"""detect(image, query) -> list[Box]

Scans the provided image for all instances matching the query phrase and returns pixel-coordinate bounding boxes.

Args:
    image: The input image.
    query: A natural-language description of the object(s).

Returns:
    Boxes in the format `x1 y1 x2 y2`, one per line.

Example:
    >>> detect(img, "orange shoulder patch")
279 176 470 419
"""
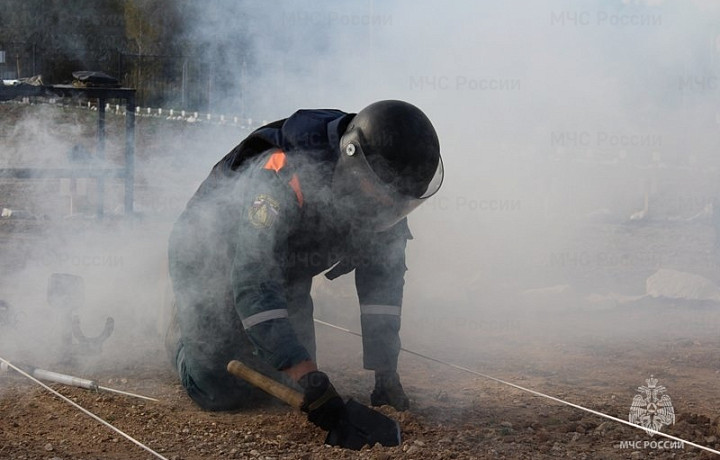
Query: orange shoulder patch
263 151 286 173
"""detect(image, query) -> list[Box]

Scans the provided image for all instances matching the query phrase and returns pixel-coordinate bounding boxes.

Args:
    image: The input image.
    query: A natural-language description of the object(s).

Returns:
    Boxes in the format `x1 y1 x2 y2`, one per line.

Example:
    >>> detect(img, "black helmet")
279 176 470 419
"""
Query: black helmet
333 100 444 231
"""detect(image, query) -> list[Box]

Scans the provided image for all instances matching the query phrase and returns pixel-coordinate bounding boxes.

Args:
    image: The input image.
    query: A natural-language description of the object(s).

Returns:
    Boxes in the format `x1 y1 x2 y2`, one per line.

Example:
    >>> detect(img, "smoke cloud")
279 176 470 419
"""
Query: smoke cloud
2 0 720 408
198 0 720 364
177 1 720 338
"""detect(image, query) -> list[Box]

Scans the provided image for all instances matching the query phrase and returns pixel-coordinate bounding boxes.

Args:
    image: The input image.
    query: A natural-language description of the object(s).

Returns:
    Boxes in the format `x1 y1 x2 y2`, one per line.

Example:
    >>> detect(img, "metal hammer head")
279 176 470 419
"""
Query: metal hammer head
324 398 402 450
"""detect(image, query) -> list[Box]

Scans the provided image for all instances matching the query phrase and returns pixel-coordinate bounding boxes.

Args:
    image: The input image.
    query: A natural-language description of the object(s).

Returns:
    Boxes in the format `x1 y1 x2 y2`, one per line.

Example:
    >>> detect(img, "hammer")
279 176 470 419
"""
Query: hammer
227 360 401 450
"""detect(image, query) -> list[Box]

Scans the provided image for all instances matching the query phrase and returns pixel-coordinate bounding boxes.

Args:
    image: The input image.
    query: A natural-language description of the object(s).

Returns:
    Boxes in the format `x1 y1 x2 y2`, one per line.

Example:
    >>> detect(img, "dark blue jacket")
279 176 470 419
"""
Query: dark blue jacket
169 109 410 373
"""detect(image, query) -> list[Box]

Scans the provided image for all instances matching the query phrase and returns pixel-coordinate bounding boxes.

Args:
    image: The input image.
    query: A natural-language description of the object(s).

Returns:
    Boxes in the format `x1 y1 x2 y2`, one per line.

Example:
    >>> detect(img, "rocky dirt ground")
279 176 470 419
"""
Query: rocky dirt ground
0 101 719 459
0 321 719 460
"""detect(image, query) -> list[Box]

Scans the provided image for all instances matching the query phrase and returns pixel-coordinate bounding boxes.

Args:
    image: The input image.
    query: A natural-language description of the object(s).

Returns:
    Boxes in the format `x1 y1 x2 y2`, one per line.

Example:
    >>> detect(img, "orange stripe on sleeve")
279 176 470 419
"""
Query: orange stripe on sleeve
288 174 304 208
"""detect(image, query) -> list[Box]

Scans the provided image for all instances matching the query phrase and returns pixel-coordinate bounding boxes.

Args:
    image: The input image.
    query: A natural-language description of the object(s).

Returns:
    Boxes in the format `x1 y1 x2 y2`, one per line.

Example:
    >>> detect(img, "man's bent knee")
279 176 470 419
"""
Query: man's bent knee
176 347 257 411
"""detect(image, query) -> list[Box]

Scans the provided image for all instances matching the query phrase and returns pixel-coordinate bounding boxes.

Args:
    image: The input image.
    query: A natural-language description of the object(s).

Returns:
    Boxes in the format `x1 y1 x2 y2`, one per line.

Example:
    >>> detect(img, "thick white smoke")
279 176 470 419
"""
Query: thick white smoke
2 0 720 402
184 0 720 357
179 1 720 338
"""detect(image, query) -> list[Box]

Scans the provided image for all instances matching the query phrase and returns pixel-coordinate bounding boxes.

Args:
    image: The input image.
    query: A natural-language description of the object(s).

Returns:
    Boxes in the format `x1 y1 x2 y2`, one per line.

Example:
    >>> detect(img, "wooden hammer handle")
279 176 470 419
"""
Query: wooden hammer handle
227 360 304 409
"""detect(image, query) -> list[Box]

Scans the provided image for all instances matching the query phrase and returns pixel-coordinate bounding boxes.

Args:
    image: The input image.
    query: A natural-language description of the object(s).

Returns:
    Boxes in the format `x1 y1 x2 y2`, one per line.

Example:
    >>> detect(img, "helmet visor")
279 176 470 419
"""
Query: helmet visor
332 141 444 231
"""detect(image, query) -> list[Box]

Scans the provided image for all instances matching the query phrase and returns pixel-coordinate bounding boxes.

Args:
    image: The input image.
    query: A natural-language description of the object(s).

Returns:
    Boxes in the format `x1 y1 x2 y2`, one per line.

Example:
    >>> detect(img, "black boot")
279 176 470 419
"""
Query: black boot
371 371 410 411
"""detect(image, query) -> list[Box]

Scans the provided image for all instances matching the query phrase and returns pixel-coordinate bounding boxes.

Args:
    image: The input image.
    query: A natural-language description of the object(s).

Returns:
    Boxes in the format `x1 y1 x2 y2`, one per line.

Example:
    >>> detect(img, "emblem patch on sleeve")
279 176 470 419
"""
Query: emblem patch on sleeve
248 194 280 228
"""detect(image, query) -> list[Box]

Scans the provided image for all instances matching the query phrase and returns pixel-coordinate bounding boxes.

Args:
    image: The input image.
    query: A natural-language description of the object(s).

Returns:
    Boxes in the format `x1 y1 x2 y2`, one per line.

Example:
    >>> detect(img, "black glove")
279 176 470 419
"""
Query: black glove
371 371 409 411
298 371 346 431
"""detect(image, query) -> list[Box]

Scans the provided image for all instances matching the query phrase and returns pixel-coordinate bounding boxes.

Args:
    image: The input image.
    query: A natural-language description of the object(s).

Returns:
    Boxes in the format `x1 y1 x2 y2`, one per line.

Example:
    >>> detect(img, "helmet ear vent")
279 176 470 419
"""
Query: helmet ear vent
345 144 356 156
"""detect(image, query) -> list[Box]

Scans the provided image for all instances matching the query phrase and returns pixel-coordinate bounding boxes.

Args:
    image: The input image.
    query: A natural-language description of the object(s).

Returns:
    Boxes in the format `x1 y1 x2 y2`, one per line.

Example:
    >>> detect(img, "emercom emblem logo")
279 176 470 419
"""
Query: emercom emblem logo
629 375 675 436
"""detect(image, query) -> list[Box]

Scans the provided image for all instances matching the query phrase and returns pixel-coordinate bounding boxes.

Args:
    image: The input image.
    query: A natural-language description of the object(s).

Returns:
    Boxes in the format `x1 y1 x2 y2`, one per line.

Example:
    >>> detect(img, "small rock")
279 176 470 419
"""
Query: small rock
406 445 420 455
630 451 643 459
706 435 717 443
536 430 550 442
413 440 425 446
560 423 577 433
595 422 609 434
44 443 53 451
500 421 513 428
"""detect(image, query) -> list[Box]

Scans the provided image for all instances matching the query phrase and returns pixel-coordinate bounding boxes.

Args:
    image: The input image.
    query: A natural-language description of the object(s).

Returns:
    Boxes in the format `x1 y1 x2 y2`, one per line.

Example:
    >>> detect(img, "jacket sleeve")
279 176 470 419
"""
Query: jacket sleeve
231 163 310 371
354 218 412 372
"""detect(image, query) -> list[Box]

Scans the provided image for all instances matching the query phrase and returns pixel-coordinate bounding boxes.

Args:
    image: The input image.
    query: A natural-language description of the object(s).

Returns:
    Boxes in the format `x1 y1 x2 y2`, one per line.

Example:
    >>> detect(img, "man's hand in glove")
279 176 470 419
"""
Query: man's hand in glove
298 370 347 431
371 371 410 411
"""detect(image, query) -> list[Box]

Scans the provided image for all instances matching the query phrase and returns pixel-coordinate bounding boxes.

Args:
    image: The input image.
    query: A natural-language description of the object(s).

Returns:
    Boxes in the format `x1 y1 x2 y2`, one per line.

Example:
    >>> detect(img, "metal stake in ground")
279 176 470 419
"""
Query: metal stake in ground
0 361 158 402
0 356 168 460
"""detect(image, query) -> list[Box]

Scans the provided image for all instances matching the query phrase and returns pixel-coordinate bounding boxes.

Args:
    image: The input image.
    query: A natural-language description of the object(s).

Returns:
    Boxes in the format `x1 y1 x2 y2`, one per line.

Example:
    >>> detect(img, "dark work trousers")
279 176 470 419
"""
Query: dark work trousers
169 277 316 411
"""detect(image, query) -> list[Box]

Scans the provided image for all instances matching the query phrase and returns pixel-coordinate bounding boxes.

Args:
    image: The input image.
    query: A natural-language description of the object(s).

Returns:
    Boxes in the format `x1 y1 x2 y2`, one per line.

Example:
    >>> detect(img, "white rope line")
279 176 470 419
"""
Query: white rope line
314 319 720 456
0 356 169 460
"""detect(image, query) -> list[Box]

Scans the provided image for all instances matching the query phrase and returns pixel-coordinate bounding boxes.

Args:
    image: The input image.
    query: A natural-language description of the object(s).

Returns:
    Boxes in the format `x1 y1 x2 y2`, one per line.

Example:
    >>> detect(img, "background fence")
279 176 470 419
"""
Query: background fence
0 41 234 112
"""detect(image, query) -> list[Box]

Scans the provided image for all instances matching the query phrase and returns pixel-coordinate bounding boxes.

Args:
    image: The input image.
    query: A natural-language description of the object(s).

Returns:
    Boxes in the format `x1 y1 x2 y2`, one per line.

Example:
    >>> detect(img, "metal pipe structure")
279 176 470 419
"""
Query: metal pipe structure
0 84 136 219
